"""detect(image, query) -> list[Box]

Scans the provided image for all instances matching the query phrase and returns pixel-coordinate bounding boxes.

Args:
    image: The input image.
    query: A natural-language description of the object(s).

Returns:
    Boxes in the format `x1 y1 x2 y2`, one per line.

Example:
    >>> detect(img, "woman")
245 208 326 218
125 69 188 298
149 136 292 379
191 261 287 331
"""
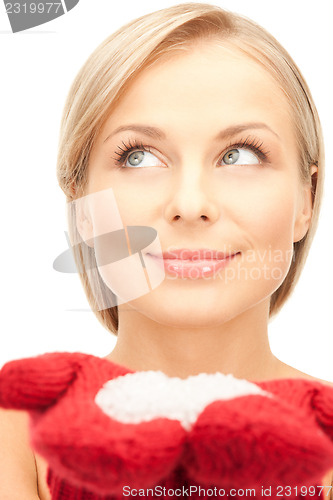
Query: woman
0 3 332 498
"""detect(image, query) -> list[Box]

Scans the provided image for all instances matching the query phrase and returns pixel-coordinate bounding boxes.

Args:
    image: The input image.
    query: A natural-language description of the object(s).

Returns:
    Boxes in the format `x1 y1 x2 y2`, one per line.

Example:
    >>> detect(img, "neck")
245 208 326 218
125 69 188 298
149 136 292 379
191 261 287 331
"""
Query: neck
106 299 281 381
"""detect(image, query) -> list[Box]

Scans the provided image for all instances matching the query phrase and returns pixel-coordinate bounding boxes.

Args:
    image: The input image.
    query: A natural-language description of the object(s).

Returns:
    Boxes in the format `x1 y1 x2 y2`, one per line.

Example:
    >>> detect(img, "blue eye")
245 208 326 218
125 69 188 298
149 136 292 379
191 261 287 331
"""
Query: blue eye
114 140 165 168
114 138 268 169
222 148 259 165
127 151 145 166
126 150 163 168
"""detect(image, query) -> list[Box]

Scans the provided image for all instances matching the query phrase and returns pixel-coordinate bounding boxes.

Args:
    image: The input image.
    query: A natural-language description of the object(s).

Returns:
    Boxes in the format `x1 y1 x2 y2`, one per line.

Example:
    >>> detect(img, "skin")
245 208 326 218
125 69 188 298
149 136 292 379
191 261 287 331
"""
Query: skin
81 41 318 381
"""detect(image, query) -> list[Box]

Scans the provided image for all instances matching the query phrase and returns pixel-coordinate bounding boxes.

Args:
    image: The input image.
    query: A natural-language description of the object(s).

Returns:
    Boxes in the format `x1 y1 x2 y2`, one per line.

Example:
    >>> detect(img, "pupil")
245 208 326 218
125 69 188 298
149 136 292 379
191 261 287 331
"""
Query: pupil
224 149 240 164
128 151 144 166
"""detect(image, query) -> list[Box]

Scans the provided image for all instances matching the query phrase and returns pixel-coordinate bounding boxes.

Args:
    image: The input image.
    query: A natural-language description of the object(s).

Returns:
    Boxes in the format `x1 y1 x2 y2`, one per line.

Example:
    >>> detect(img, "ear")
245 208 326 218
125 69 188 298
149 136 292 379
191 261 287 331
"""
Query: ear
75 197 94 248
293 165 318 243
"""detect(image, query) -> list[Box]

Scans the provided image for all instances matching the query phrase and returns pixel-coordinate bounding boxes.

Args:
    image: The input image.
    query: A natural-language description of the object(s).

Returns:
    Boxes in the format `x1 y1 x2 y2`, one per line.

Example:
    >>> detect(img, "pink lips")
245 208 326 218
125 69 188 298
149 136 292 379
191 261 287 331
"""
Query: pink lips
148 249 240 278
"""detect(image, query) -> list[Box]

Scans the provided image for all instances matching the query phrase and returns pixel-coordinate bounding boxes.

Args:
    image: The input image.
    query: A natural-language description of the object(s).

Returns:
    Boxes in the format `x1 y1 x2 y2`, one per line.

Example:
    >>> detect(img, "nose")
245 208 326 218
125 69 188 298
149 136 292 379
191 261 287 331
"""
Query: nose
164 163 220 226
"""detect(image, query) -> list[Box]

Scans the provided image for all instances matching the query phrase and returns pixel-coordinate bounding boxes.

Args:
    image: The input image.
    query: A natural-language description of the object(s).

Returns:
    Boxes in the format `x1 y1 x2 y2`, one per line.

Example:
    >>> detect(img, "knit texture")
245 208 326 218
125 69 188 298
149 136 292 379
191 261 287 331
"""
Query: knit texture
1 352 333 499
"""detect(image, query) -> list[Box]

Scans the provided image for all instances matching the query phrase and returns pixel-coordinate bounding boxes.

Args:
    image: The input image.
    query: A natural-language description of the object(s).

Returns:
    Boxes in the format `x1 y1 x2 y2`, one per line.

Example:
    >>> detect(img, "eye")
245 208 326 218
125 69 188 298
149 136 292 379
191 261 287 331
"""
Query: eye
125 150 164 168
221 148 260 166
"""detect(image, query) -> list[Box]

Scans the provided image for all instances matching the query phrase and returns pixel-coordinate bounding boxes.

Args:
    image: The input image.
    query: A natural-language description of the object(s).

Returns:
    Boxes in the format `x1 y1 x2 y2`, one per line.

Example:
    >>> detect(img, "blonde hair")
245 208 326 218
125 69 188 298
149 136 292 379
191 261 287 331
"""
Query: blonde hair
57 3 324 334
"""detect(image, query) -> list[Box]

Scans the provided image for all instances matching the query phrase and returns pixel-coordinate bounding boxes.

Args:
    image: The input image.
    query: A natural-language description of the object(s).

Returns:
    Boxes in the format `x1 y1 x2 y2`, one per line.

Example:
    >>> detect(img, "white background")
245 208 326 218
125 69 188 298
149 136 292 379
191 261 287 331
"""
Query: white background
0 0 332 379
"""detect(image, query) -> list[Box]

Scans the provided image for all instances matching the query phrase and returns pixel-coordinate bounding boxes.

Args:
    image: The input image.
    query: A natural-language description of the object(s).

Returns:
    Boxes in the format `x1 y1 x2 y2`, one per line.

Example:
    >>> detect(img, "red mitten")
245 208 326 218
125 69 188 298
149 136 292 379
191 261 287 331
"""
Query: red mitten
312 382 333 439
0 353 187 495
2 353 333 500
0 352 89 410
186 379 333 489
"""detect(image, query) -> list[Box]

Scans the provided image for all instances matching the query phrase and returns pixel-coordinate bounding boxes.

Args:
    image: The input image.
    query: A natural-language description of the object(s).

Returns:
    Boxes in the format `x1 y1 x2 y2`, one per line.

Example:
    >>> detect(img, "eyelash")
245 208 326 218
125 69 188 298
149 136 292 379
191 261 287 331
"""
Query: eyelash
112 136 270 167
222 137 270 164
113 140 153 166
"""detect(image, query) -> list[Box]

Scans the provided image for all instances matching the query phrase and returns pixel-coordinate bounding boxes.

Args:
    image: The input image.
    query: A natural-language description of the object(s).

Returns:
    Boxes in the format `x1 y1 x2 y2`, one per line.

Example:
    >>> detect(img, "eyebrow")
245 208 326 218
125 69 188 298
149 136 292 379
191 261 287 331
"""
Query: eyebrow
103 122 281 143
216 123 281 142
104 125 166 142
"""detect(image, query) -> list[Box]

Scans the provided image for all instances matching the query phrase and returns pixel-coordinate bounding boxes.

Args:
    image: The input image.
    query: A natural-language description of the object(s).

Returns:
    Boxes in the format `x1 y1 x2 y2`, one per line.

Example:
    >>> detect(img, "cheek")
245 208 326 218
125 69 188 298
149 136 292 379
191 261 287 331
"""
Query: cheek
233 175 297 250
114 190 153 222
82 186 165 306
88 170 159 226
253 196 295 248
234 181 297 292
87 188 125 236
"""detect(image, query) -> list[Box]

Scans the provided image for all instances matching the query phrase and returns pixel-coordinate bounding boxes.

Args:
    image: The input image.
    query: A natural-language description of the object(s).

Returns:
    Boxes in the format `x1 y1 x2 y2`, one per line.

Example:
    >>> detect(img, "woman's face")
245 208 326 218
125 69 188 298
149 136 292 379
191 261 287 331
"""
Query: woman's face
85 42 313 327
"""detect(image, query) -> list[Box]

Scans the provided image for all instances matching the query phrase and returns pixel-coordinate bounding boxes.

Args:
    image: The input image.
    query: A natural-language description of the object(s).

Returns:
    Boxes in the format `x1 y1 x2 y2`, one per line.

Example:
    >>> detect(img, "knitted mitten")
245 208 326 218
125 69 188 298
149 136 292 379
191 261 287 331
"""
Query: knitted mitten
1 353 333 498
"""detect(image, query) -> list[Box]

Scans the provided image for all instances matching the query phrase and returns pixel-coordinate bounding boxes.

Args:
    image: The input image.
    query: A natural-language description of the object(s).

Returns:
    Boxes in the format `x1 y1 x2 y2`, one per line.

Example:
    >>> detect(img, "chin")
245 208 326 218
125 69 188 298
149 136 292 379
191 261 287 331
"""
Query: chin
122 287 250 329
121 271 281 330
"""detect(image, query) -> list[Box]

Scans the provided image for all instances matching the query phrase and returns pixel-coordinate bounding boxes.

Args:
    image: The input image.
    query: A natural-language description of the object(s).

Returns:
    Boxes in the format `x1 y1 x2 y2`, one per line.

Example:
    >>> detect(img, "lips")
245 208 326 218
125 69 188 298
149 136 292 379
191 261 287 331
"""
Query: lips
148 249 240 278
162 249 237 260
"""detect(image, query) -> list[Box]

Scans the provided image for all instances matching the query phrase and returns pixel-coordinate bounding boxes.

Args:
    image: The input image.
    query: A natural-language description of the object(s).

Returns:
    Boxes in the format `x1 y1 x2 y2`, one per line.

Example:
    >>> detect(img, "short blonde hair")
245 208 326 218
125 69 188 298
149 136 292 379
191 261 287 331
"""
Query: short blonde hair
57 3 324 334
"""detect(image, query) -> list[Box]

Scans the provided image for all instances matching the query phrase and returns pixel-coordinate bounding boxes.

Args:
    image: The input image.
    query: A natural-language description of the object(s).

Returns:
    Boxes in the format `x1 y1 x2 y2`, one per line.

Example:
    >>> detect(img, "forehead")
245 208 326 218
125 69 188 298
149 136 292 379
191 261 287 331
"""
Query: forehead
102 42 295 149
